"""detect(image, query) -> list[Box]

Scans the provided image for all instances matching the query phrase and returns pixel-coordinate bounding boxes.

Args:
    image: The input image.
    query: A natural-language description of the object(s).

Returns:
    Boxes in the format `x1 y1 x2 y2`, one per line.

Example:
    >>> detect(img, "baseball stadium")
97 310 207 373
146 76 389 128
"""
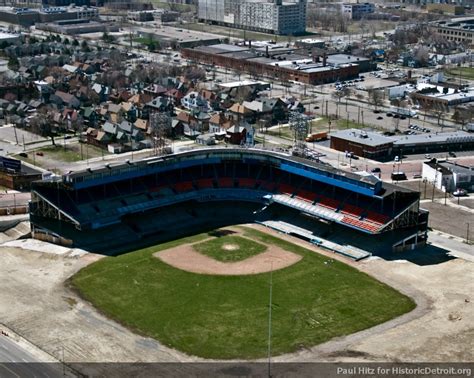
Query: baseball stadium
27 148 429 359
29 148 428 257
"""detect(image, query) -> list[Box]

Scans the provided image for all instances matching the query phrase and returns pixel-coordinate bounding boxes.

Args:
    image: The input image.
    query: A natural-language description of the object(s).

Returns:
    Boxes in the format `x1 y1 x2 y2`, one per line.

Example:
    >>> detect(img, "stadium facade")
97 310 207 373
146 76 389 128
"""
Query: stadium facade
29 149 428 255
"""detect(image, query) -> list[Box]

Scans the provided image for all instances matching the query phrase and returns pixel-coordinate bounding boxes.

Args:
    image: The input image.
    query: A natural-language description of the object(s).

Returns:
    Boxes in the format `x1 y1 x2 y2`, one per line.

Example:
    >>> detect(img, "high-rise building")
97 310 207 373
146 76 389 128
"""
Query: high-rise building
198 0 306 35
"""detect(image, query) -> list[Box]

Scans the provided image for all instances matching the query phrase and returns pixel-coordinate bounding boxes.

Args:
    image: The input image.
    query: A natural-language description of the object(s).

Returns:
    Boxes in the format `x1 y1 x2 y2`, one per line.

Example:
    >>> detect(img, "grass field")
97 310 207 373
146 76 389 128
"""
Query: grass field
445 67 474 81
71 226 415 359
16 143 108 168
265 117 367 140
193 235 267 262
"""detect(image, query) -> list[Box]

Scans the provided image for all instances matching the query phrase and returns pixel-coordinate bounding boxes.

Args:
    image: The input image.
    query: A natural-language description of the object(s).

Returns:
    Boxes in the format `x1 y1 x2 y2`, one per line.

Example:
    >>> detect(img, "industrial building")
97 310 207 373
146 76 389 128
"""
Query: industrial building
197 0 307 35
341 2 374 20
0 5 98 26
182 43 375 85
430 17 474 46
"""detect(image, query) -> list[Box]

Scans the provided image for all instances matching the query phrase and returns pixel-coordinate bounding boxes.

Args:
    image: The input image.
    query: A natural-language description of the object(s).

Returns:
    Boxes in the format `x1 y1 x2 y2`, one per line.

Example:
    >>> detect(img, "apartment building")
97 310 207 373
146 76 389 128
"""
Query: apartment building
198 0 306 35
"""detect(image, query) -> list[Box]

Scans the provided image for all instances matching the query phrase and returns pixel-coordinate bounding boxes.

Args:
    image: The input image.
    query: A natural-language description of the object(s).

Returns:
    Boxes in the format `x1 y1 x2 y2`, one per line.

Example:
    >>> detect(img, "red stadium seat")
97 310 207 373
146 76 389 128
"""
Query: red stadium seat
239 178 256 188
219 177 234 188
196 179 214 189
278 184 295 196
341 204 364 218
365 211 390 225
341 216 380 233
296 190 317 203
174 181 194 193
318 196 339 210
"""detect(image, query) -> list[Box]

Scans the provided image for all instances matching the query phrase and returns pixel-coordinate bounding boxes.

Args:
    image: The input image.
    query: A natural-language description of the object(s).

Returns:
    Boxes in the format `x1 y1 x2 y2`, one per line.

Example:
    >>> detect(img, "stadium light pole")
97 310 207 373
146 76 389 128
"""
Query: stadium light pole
267 262 273 378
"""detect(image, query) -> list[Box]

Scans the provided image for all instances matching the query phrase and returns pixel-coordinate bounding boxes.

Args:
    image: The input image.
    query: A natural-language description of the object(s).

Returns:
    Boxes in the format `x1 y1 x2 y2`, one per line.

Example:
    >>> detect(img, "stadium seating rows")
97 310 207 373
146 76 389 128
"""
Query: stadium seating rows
58 172 391 233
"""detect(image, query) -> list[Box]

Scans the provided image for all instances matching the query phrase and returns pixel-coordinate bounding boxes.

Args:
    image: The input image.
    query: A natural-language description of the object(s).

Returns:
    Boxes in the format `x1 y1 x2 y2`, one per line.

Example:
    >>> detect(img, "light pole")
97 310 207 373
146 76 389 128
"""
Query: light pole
267 262 273 378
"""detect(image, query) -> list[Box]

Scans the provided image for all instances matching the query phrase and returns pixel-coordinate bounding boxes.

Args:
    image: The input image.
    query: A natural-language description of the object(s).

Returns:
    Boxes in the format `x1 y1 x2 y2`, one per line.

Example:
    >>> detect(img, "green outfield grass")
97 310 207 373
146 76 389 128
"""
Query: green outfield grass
71 227 415 359
193 235 267 262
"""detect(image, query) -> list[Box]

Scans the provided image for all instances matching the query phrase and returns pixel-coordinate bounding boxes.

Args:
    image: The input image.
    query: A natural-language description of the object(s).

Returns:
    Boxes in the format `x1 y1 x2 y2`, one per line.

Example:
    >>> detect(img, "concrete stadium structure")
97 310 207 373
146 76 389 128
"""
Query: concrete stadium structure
29 149 429 256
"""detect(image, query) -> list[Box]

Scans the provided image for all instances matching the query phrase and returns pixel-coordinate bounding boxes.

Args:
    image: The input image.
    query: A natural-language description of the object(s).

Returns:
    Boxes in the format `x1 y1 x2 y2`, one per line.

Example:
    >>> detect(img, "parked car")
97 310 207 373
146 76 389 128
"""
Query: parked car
424 154 431 159
391 172 407 181
36 152 44 156
377 116 383 120
371 167 381 173
453 188 467 197
449 151 457 157
19 152 27 158
386 112 393 117
413 173 422 179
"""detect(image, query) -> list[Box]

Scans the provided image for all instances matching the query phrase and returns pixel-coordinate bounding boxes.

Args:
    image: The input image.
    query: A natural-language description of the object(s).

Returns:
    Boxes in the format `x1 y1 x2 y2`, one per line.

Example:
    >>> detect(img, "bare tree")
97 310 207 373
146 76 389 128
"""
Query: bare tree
368 89 384 111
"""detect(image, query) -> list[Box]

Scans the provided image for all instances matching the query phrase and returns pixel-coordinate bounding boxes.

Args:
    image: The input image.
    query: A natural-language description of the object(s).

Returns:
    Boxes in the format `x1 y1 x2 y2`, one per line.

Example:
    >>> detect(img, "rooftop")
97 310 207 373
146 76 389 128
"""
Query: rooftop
393 131 474 146
330 129 394 147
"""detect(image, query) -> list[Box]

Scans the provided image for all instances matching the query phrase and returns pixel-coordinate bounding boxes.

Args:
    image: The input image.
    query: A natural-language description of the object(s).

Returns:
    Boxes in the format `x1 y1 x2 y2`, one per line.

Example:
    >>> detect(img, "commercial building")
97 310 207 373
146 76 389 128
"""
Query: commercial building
330 129 394 160
182 43 374 85
411 83 474 111
197 0 307 35
330 129 474 161
0 5 98 26
36 19 118 35
137 25 224 48
430 17 474 46
0 30 20 44
341 2 374 20
422 160 474 193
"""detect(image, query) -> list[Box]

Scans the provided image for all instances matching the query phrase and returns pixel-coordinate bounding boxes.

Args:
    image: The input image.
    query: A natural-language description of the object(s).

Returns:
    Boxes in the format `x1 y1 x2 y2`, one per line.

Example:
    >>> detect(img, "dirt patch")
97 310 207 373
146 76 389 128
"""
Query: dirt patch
222 243 239 251
155 242 302 275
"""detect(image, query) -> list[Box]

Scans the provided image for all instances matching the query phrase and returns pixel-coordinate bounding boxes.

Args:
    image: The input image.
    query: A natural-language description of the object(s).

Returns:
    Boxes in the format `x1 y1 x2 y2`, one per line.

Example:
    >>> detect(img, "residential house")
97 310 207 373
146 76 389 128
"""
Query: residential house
209 112 234 135
175 111 199 138
181 91 211 112
226 125 247 145
144 84 168 97
227 103 252 123
50 90 81 108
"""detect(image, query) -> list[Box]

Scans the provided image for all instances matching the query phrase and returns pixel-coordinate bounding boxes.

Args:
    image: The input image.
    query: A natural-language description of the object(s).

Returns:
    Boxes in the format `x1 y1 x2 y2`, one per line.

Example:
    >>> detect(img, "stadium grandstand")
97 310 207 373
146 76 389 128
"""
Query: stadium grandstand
29 148 429 257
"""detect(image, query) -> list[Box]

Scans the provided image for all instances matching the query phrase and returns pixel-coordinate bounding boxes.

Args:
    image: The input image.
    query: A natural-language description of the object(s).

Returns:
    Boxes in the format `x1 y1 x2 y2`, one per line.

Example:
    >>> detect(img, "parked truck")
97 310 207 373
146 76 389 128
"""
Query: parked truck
390 107 418 118
305 131 328 142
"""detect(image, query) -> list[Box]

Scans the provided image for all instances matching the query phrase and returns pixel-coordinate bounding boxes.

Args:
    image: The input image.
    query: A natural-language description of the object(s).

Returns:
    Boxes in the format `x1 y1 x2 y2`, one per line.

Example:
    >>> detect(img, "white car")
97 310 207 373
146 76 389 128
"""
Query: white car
453 189 467 197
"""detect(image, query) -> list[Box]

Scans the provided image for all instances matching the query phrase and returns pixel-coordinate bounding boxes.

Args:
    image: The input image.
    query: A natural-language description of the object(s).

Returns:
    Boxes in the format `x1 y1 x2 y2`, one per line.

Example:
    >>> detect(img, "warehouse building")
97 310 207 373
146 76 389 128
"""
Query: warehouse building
182 43 374 85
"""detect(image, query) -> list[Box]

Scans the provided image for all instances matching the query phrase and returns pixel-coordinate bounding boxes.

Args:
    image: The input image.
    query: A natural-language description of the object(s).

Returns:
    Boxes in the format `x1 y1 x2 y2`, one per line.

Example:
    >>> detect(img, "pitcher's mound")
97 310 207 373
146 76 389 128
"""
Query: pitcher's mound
155 243 302 275
222 243 239 251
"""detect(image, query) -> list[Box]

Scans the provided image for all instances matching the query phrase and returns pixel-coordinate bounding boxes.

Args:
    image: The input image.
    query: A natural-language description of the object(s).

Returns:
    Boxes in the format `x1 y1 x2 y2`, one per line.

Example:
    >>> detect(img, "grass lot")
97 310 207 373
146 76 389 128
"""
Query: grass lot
265 117 366 140
445 67 474 81
193 235 267 262
71 227 415 359
16 143 107 167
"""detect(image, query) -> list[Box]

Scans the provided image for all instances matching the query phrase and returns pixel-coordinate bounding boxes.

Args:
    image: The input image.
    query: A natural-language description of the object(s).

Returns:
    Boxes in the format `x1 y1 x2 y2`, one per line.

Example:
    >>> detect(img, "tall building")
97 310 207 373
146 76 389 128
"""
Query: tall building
198 0 306 35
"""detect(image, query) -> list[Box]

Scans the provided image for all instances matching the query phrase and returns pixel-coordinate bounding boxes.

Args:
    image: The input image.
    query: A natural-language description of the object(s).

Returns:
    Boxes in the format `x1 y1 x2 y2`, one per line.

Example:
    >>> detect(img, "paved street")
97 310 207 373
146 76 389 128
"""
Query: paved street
0 335 63 377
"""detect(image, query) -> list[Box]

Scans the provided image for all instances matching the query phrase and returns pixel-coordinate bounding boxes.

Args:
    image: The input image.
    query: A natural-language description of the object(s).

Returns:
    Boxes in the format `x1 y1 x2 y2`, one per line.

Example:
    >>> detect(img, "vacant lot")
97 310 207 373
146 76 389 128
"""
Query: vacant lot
71 226 414 360
420 201 472 241
16 143 108 169
445 67 474 80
